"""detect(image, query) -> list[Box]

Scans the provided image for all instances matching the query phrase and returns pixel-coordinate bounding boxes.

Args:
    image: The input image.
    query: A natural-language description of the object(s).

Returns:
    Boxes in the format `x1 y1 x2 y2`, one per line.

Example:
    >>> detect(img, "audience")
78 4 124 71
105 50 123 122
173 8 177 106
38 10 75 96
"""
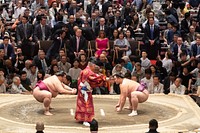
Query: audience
146 119 159 133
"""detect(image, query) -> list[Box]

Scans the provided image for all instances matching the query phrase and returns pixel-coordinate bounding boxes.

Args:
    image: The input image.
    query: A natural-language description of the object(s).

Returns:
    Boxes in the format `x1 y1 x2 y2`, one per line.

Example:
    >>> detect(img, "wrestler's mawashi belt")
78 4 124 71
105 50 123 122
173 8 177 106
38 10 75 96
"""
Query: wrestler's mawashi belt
35 80 50 92
136 82 147 92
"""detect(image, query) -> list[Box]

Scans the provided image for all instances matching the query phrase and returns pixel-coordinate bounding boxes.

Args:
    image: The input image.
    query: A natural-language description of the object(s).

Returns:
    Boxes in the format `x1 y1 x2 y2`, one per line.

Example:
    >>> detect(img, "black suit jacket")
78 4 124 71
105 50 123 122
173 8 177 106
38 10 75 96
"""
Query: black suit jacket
53 21 66 34
46 38 66 59
81 27 96 41
69 36 87 53
102 1 112 17
32 56 50 70
181 18 190 35
34 24 52 42
95 25 110 37
88 19 99 31
68 7 80 16
16 22 33 42
143 24 160 45
86 4 99 17
66 22 78 37
0 44 15 59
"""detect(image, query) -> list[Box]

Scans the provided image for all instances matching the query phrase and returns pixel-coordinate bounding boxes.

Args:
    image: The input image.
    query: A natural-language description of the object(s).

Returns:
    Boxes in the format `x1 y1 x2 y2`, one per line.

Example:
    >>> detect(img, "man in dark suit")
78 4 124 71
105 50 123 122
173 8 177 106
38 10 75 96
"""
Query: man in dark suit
81 21 96 41
88 12 99 32
86 0 99 17
32 50 50 73
102 0 112 17
0 36 15 60
172 37 189 61
34 16 52 46
68 1 80 16
66 15 78 37
163 72 176 94
68 28 87 63
52 13 66 34
143 17 160 60
114 10 123 28
95 18 110 37
46 30 66 60
16 16 34 59
181 12 191 37
191 37 200 58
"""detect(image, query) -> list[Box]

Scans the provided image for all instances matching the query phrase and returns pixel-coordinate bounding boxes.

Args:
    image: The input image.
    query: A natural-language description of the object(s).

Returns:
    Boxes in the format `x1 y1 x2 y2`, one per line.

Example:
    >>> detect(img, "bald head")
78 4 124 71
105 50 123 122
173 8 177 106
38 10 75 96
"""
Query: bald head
99 18 105 26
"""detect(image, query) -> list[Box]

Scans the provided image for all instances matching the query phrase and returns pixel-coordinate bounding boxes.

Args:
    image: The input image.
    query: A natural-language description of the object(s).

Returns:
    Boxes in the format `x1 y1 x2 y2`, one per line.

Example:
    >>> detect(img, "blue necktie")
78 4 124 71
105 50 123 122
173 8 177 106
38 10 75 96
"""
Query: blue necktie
150 26 154 40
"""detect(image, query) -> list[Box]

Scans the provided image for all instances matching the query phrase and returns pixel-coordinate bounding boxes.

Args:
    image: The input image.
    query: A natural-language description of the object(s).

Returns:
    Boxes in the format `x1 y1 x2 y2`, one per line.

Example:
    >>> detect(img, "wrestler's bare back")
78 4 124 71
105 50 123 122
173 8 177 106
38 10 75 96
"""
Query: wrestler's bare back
120 78 140 97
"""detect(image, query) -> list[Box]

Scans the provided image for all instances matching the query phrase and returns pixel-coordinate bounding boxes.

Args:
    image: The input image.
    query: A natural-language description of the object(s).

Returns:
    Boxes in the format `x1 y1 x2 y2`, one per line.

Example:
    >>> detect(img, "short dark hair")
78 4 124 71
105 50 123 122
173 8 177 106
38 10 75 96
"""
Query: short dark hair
22 16 29 20
90 119 98 131
66 75 72 83
153 75 160 80
3 36 9 40
149 119 158 129
145 68 152 75
113 72 125 78
20 71 27 75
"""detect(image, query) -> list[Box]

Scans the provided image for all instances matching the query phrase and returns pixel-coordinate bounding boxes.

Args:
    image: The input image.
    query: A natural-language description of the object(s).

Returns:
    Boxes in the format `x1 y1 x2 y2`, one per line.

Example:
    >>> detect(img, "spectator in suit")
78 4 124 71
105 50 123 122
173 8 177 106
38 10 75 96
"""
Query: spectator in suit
148 75 164 94
16 16 34 59
68 0 80 16
20 71 32 91
66 15 78 37
102 0 112 17
86 0 99 17
191 19 200 33
163 72 176 94
172 37 189 61
88 12 99 32
52 13 66 33
186 25 197 45
34 16 52 48
0 36 15 60
114 10 123 29
69 29 87 63
142 11 159 29
32 50 50 74
143 17 160 60
95 18 110 38
181 12 191 37
47 30 66 60
81 21 96 41
191 37 200 58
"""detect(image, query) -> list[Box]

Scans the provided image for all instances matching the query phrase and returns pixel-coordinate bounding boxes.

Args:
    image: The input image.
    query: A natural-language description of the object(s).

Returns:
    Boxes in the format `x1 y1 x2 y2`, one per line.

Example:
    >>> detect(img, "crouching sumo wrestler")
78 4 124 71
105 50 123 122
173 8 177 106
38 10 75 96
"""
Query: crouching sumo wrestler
33 71 77 115
114 73 149 116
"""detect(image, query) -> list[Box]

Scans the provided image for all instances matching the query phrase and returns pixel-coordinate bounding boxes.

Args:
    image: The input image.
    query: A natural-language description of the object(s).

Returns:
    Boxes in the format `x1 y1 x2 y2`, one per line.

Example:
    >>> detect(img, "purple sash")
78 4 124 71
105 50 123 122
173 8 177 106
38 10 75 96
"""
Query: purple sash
136 82 147 92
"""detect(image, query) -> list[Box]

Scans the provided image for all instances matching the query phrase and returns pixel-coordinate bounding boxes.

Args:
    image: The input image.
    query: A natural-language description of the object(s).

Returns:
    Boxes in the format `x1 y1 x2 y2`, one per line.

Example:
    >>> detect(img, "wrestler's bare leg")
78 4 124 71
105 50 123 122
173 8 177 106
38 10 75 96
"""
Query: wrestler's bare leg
128 90 149 116
33 87 53 115
124 96 132 110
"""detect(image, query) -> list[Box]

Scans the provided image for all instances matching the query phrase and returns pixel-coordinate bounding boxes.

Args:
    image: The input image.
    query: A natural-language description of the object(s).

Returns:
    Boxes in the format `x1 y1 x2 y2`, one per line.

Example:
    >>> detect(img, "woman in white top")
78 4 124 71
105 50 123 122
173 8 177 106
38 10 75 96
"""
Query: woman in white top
161 51 173 73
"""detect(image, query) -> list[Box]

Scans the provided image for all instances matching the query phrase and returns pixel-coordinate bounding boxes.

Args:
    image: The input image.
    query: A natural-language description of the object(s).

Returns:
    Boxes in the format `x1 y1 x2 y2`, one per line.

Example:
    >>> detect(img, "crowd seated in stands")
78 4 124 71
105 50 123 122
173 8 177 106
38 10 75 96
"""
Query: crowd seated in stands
0 0 200 106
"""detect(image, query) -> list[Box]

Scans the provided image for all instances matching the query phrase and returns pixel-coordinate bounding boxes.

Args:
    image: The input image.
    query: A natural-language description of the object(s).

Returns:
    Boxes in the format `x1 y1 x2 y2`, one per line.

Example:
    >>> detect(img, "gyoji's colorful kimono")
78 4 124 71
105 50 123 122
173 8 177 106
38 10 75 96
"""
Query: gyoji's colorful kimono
75 66 105 122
